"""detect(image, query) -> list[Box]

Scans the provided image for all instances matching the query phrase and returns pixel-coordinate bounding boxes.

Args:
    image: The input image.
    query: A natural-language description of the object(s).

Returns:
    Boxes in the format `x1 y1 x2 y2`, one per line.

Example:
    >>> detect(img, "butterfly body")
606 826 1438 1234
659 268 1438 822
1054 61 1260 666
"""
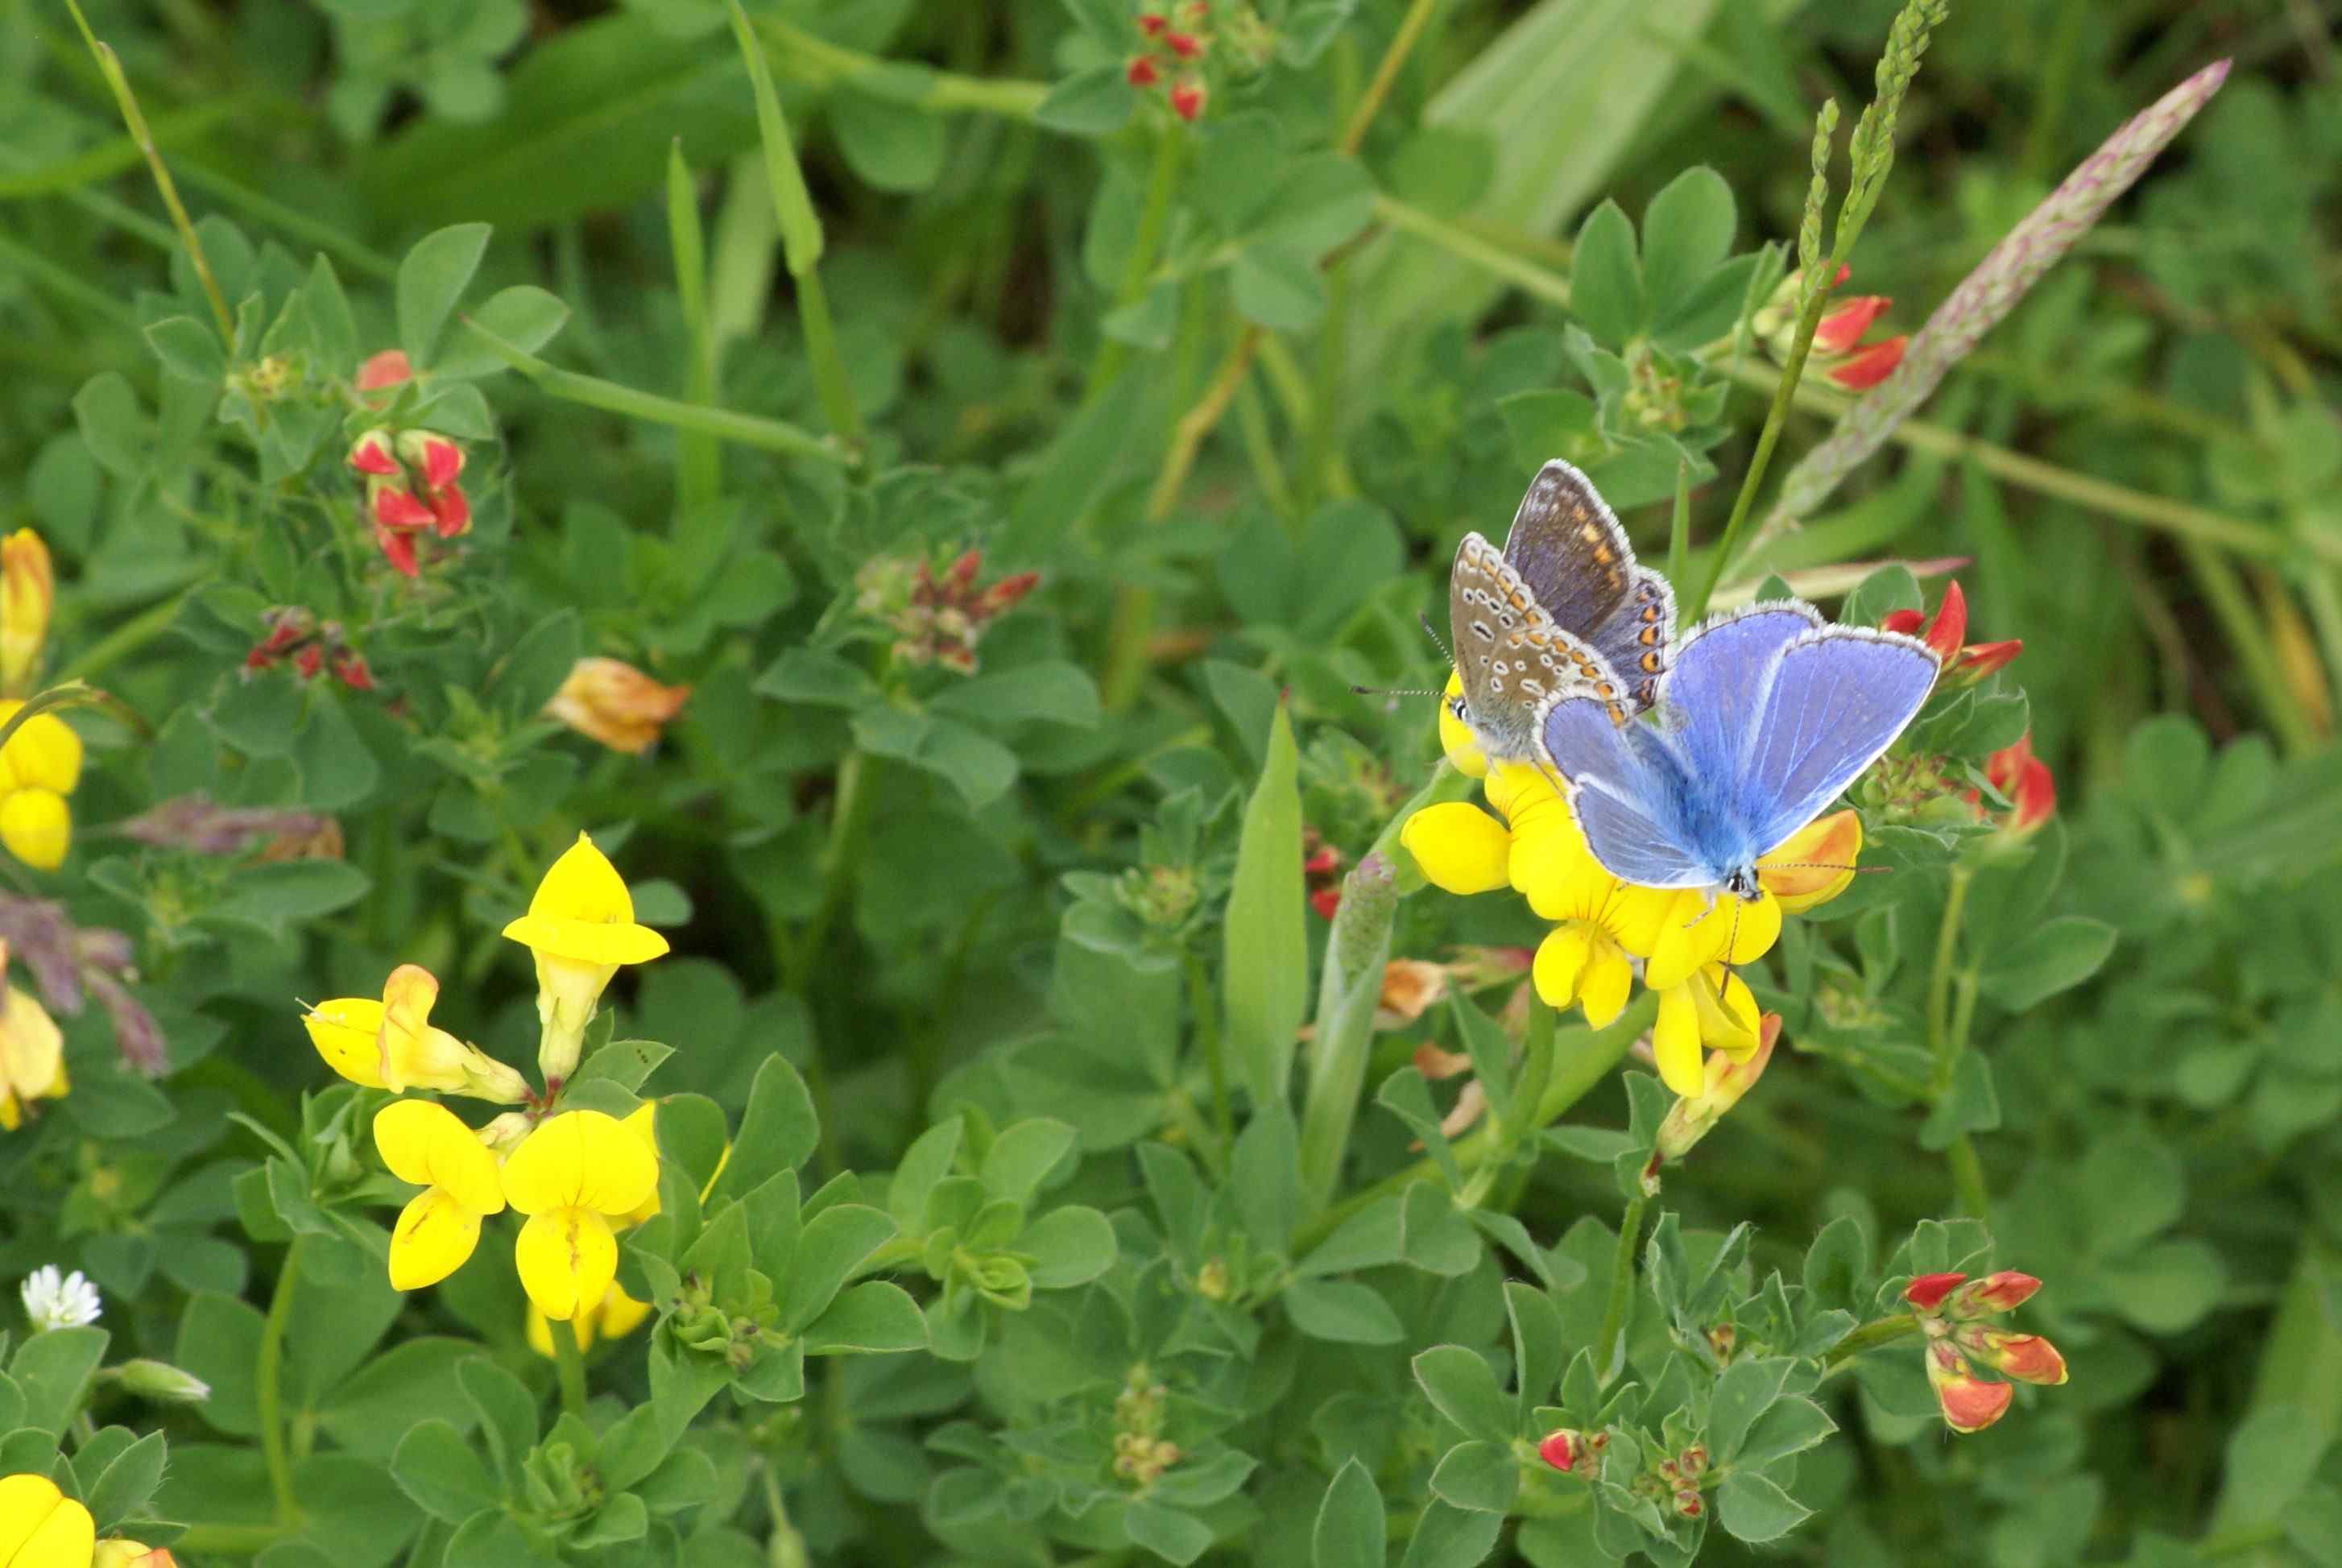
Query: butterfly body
1446 461 1675 767
1537 601 1940 898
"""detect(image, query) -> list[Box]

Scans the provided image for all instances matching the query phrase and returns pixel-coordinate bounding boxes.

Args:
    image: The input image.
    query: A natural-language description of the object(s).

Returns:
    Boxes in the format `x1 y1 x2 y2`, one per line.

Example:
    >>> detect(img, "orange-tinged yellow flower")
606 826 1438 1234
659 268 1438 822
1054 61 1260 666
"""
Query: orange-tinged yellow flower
1 530 53 697
303 965 528 1102
93 1542 177 1568
545 657 691 756
1641 812 1862 991
1651 964 1763 1096
0 942 68 1132
501 1110 659 1321
527 1280 655 1358
0 1473 94 1568
375 1099 506 1290
501 834 668 1086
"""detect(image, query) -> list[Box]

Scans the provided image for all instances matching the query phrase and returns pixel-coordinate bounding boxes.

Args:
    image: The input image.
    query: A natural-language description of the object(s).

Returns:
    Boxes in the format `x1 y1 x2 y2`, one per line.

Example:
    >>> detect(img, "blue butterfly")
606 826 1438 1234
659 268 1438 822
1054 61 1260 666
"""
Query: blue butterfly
1535 601 1940 902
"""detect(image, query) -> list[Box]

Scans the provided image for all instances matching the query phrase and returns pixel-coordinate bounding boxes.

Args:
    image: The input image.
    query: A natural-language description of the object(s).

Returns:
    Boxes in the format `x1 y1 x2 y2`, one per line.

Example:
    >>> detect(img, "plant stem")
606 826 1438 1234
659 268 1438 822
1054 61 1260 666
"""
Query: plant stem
255 1236 306 1527
2179 537 2322 757
1594 1191 1647 1381
1338 0 1444 155
1820 1314 1922 1374
62 2 237 345
54 581 202 683
463 321 846 463
668 139 722 516
174 1525 289 1555
1925 867 1972 1085
551 1318 590 1421
1188 950 1233 1153
1090 129 1187 391
757 14 1049 119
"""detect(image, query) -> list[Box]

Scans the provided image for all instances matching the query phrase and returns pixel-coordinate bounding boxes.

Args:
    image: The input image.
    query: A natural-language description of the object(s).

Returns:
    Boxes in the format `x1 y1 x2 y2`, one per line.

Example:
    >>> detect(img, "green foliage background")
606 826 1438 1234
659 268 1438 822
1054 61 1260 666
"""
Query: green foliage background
2 0 2341 1564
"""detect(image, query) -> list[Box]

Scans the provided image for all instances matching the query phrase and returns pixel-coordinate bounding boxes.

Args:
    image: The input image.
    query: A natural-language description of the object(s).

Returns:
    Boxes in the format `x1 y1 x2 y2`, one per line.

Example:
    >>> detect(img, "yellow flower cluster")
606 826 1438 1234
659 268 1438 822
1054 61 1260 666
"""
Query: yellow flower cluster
1 942 68 1130
1400 675 1859 1094
0 1474 173 1568
301 834 671 1330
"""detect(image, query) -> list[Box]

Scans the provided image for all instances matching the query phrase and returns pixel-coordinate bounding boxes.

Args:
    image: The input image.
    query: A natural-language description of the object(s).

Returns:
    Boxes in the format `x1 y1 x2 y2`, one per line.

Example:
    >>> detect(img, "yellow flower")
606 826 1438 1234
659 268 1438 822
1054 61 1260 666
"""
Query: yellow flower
0 701 82 872
1652 963 1762 1095
303 965 529 1102
1401 802 1510 895
527 1280 655 1358
1437 671 1488 778
1653 1012 1781 1161
544 657 691 756
0 943 68 1132
2 530 53 697
500 834 668 1086
1641 811 1864 991
501 1110 659 1321
374 1099 506 1290
0 1473 94 1568
93 1541 176 1568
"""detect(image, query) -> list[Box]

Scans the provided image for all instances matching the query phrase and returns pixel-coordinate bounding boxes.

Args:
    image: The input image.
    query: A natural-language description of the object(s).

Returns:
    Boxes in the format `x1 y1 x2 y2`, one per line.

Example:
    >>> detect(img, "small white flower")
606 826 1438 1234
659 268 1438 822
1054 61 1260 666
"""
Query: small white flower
21 1264 102 1331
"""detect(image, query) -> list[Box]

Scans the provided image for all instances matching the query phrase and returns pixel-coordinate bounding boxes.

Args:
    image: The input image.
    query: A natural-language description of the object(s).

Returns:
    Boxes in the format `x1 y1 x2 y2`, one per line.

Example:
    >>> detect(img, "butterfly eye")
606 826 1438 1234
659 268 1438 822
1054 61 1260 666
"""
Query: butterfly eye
1446 695 1468 722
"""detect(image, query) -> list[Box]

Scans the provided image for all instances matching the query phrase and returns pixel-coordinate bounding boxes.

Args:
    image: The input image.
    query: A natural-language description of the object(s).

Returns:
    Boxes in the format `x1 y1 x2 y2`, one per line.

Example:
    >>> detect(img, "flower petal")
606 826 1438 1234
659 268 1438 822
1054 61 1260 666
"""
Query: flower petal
1652 985 1706 1096
1576 946 1632 1029
1760 810 1863 912
0 788 71 871
1532 926 1591 1009
503 1110 657 1218
1400 804 1511 896
374 1098 504 1213
305 998 390 1088
515 1206 617 1322
0 710 82 795
0 1475 69 1562
1644 893 1728 991
388 1186 484 1290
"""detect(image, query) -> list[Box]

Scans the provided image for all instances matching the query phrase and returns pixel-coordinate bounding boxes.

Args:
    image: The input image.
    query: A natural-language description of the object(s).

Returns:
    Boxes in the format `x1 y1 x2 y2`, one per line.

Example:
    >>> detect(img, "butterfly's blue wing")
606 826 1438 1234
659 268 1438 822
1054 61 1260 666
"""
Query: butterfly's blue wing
1537 693 1715 889
1657 603 1825 786
1740 627 1940 853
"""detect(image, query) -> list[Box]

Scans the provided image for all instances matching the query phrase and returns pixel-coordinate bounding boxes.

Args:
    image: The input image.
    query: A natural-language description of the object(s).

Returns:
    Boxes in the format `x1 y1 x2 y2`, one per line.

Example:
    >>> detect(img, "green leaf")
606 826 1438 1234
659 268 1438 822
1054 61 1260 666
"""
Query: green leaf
1570 199 1643 347
443 1511 537 1568
1504 1280 1565 1415
146 316 227 383
929 664 1101 730
779 1204 896 1333
1314 1458 1386 1568
391 1419 500 1521
81 1428 167 1529
1397 1498 1504 1568
437 285 571 379
888 1119 962 1233
206 860 372 936
714 1053 819 1202
1413 1346 1512 1443
1251 154 1377 257
1707 1356 1794 1465
72 372 153 478
1976 916 2116 1011
1718 1467 1811 1543
852 708 1020 810
316 1337 481 1462
1736 1395 1837 1469
1033 64 1134 136
1223 701 1305 1106
976 1119 1075 1206
804 1280 929 1354
1429 1440 1519 1513
1918 1049 2000 1151
11 1326 106 1438
1020 1205 1119 1289
1285 1278 1405 1345
457 1357 537 1492
491 608 582 720
1377 1069 1463 1195
1231 242 1327 331
1638 166 1736 314
397 223 493 363
831 84 945 192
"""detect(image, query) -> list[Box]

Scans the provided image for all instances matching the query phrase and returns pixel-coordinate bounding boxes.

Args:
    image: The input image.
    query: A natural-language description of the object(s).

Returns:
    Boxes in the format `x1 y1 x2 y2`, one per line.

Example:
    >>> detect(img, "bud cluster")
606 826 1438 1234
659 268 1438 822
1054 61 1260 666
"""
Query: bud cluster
244 606 375 693
854 547 1040 675
1111 1366 1182 1486
1128 2 1214 121
1302 832 1345 921
1754 266 1909 391
345 351 474 577
1901 1269 2067 1434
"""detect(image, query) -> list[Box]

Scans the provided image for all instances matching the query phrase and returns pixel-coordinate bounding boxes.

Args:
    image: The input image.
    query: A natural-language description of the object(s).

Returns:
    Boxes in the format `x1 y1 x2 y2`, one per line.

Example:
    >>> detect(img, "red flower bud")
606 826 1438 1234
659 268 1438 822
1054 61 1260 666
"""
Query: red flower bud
331 652 376 693
1985 738 2054 834
1827 334 1906 390
415 435 464 490
943 548 983 595
1952 639 2024 681
1913 581 1968 662
1128 56 1160 87
1902 1272 1968 1312
243 647 277 672
1675 1491 1703 1519
355 350 412 391
1303 846 1341 877
1537 1430 1581 1471
373 521 420 578
1137 11 1167 35
428 484 472 537
1169 82 1205 121
347 431 399 476
1310 886 1341 921
292 644 324 681
1959 1328 2067 1385
371 484 437 530
1166 31 1202 57
975 571 1041 618
1957 1270 2043 1316
1814 295 1893 355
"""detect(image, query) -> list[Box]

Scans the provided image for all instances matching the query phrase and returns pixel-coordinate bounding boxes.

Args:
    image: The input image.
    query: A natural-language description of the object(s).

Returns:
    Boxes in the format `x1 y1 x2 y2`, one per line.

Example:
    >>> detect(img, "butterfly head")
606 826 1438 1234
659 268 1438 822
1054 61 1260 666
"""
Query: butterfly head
1723 865 1764 903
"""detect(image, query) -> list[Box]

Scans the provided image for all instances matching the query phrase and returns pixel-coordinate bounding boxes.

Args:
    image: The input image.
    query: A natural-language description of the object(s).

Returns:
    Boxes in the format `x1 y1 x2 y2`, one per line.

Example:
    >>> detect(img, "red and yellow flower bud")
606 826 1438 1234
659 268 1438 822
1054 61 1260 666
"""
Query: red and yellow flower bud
355 350 413 392
1128 56 1159 86
1984 737 2054 834
1881 580 1968 664
1925 1341 2013 1434
1170 82 1206 121
1902 1271 1968 1312
1814 294 1893 355
347 429 399 476
1958 1326 2067 1385
1825 334 1907 389
2 529 56 697
1955 1269 2043 1316
1538 1429 1598 1472
544 657 692 757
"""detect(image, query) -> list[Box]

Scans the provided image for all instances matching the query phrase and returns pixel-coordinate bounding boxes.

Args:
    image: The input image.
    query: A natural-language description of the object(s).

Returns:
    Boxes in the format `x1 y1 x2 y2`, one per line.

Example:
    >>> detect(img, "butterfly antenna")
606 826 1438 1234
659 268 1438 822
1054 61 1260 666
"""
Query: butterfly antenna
1417 610 1456 668
1757 862 1892 875
1351 683 1446 697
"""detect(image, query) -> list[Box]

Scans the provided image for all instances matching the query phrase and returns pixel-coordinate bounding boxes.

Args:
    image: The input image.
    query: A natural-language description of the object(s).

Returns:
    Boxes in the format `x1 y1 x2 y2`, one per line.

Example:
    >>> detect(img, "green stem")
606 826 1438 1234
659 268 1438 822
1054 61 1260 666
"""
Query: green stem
1090 129 1187 392
461 320 846 464
2179 537 2321 757
1188 950 1233 1152
783 751 873 1175
1337 0 1443 154
54 581 202 682
791 265 863 445
1820 1314 1922 1373
173 1524 290 1554
1594 1192 1648 1381
256 1236 306 1527
176 160 397 281
668 139 722 516
1925 867 1972 1089
1293 996 1653 1257
0 233 142 329
757 14 1048 119
551 1317 590 1421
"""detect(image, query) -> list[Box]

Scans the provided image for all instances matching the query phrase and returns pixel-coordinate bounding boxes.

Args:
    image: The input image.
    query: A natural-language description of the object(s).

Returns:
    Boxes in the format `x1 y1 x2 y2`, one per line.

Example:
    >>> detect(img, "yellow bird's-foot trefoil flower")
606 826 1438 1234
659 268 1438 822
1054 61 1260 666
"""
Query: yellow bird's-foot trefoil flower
303 964 530 1102
1651 964 1764 1096
2 529 54 697
0 699 82 871
545 657 692 756
0 942 68 1131
0 1473 95 1568
374 1098 507 1291
501 1109 659 1321
501 834 668 1086
1902 1269 2067 1434
528 1280 656 1359
1649 1012 1780 1177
